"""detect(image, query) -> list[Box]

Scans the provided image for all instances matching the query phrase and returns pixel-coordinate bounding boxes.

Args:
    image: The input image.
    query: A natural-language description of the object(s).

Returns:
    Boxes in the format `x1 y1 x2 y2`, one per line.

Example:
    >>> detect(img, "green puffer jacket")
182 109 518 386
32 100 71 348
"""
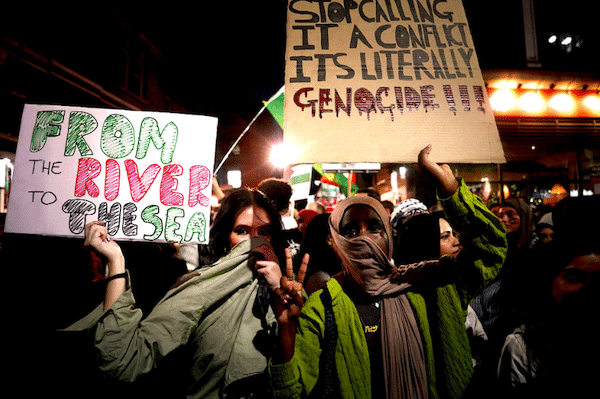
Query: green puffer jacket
269 180 507 399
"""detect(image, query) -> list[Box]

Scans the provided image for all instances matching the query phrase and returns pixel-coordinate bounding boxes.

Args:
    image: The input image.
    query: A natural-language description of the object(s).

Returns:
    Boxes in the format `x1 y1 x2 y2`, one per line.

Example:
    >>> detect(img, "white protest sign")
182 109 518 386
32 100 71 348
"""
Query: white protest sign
284 0 505 164
289 164 313 201
5 104 218 244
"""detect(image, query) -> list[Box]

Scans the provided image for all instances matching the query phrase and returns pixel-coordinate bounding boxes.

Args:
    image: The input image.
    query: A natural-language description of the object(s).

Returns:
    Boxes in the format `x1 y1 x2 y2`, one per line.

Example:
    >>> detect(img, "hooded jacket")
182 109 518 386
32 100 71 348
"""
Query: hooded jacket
65 237 278 399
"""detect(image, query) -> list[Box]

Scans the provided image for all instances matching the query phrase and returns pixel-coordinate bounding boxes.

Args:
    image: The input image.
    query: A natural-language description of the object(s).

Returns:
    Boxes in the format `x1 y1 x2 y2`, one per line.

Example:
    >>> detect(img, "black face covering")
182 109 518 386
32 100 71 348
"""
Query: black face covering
248 236 279 318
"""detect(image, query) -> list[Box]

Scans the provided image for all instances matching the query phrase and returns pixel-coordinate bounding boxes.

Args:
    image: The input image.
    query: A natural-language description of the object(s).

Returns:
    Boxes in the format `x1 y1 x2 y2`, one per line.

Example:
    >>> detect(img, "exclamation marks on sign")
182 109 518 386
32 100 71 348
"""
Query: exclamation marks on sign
443 85 487 115
473 86 486 114
443 85 457 115
459 85 470 111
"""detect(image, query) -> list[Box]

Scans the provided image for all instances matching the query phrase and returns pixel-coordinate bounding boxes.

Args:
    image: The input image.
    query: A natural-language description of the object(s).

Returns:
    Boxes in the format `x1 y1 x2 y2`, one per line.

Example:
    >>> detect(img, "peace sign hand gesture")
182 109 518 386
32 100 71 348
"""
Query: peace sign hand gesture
272 248 309 364
273 249 308 324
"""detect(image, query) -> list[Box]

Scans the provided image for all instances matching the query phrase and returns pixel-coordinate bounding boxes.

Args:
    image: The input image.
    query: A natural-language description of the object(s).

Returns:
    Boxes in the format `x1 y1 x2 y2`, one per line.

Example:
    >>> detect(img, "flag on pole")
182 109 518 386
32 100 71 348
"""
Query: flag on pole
263 86 285 128
313 163 358 197
265 87 359 196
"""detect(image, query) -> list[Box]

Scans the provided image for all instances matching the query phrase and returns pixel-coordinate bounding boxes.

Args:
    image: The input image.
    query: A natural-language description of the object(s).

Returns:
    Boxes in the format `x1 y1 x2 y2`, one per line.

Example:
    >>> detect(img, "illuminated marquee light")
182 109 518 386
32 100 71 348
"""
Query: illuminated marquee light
583 94 600 112
548 93 576 114
518 92 546 113
488 88 600 117
490 89 516 112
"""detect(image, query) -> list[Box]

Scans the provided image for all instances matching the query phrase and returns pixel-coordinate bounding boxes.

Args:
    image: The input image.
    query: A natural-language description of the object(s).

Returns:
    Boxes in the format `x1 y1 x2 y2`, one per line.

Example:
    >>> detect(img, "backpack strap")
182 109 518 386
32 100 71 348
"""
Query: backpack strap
308 285 341 399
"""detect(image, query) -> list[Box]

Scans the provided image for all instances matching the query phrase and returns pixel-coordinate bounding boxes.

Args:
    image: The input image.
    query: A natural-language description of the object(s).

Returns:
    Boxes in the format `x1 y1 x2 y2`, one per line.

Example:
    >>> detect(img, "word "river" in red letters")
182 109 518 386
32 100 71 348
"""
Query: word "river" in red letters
74 158 211 207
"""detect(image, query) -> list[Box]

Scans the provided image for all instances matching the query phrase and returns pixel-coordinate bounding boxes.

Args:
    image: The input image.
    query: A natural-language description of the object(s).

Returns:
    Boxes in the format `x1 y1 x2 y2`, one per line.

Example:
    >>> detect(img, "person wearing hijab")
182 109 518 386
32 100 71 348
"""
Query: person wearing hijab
497 198 534 257
470 197 535 382
269 146 507 399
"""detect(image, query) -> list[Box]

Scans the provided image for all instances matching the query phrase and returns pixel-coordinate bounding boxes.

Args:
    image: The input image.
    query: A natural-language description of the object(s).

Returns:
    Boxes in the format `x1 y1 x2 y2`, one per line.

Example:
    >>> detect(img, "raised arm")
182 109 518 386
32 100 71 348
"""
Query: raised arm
418 145 507 302
84 221 126 311
418 144 459 196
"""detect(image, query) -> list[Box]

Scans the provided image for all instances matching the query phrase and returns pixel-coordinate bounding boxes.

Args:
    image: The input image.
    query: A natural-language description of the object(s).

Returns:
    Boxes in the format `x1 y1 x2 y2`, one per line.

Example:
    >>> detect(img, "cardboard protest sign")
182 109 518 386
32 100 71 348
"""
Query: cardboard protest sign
284 0 505 164
5 104 218 244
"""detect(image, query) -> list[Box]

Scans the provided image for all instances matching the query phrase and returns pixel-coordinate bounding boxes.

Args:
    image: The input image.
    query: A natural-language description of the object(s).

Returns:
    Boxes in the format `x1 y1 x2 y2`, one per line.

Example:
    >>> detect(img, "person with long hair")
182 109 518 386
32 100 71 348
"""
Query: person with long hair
296 212 343 296
66 188 293 399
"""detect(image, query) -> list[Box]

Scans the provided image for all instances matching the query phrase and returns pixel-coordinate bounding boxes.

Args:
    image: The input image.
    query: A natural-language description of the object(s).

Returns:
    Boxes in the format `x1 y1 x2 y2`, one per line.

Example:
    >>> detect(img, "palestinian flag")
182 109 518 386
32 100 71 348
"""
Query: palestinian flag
312 163 358 197
265 87 358 196
264 86 285 129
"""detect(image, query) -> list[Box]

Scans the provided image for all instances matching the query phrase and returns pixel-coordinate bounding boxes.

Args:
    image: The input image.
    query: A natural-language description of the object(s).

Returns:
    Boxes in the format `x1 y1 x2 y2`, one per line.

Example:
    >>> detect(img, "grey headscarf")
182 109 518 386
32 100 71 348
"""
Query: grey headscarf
329 195 431 399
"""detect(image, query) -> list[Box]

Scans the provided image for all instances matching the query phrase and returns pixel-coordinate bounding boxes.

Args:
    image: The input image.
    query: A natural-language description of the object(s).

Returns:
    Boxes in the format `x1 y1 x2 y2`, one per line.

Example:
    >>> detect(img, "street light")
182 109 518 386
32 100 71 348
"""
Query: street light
227 170 242 188
399 166 407 179
270 142 299 168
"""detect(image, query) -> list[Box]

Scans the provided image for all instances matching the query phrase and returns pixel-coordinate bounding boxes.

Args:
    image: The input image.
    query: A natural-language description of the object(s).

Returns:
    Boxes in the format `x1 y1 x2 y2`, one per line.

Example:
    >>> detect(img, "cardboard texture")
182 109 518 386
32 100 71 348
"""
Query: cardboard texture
284 0 505 164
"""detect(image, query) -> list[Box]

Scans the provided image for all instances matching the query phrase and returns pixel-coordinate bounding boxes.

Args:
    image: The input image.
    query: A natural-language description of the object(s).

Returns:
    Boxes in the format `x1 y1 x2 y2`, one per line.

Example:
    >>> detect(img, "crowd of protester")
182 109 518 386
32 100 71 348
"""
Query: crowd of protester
4 145 599 398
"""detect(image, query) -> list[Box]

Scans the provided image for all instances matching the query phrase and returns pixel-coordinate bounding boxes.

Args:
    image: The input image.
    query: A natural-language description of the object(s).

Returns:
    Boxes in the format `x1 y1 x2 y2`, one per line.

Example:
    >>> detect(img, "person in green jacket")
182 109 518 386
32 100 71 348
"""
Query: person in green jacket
270 145 507 399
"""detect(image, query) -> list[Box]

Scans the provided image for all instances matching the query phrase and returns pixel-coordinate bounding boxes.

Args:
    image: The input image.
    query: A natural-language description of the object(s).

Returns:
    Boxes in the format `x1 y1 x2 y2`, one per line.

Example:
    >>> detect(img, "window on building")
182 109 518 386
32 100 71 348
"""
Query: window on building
118 39 146 99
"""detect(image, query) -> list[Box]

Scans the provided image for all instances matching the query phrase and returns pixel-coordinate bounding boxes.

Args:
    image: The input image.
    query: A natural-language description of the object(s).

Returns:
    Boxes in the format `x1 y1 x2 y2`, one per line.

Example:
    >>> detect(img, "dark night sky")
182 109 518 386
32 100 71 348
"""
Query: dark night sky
120 1 599 115
4 1 598 120
119 2 288 116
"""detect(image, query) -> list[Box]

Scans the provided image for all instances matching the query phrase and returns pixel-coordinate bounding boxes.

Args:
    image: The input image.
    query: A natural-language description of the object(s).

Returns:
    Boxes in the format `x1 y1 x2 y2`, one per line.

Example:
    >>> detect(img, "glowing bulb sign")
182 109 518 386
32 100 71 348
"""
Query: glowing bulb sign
489 88 600 118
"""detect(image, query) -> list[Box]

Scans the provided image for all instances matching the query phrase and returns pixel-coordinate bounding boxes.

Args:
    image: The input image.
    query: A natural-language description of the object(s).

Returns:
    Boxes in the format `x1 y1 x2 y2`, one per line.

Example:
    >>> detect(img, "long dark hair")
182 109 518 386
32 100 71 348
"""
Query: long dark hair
394 211 442 265
209 188 284 263
298 213 342 278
